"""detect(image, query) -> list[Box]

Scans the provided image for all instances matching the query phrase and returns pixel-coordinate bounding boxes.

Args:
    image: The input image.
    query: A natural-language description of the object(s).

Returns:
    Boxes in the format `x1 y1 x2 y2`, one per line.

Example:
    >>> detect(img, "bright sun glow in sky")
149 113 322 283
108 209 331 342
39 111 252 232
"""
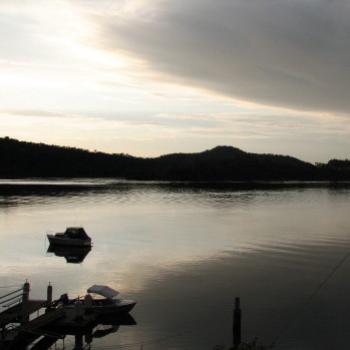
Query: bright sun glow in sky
1 0 350 161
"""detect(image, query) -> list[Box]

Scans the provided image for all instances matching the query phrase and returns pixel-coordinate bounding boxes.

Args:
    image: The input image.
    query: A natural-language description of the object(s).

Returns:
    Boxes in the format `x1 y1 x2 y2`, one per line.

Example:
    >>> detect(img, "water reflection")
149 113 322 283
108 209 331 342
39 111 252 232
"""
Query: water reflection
1 181 350 349
6 313 136 350
47 314 136 350
47 245 92 264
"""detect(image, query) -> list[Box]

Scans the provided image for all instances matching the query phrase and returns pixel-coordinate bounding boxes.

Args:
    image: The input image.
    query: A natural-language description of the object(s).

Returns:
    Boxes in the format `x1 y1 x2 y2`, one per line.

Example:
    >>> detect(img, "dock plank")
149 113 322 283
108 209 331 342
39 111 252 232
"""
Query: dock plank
0 300 47 327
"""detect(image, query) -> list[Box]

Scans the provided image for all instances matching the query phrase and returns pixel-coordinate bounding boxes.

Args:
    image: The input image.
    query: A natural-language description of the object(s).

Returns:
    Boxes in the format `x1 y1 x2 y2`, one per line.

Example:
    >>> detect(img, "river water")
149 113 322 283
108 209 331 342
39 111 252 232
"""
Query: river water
0 180 350 350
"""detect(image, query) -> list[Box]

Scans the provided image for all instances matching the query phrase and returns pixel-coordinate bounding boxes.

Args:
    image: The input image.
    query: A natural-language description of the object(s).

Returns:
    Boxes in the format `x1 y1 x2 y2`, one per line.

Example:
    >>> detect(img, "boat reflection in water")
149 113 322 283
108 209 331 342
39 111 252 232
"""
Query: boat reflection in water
47 244 91 264
26 313 136 350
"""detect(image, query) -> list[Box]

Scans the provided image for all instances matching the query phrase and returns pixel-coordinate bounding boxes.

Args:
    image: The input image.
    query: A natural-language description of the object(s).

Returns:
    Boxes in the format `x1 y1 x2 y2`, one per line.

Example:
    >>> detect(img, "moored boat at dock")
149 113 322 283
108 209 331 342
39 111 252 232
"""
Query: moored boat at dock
0 282 136 349
56 285 136 317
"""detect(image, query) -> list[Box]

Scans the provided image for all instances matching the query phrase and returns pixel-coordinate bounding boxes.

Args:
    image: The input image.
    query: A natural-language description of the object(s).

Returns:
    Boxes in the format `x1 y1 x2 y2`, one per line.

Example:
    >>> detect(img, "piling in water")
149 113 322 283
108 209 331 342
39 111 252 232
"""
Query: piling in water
233 297 242 349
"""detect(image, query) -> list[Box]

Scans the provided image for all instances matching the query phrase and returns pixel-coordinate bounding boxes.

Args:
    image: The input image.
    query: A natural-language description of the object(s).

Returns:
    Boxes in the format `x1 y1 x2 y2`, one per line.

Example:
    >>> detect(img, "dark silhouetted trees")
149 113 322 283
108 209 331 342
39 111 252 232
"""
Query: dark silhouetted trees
0 137 349 181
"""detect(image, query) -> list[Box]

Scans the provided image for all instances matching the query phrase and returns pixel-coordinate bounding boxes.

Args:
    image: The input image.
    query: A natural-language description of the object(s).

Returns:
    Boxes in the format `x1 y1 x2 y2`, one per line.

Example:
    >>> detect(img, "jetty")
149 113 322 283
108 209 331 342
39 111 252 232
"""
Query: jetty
0 282 65 349
0 281 136 350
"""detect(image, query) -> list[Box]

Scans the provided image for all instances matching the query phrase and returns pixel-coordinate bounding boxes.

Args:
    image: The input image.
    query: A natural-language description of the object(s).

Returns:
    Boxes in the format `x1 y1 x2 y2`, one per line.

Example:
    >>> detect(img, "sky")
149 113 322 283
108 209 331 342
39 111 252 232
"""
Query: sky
0 0 350 162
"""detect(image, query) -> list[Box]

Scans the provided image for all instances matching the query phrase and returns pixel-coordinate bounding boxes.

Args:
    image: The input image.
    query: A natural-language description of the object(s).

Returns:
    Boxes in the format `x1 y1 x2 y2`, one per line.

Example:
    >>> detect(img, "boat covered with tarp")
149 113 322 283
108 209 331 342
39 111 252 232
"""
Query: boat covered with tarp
56 285 136 316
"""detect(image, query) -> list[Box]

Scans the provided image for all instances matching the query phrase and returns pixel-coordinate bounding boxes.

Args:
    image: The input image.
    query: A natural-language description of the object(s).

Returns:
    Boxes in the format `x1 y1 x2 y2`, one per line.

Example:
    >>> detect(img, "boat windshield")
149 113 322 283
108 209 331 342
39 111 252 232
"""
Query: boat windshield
65 228 90 240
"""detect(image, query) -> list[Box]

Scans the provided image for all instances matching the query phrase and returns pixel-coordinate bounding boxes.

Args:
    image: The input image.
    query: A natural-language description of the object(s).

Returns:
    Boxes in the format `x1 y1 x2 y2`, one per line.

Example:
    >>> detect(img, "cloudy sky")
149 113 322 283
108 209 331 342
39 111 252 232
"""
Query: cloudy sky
1 0 349 161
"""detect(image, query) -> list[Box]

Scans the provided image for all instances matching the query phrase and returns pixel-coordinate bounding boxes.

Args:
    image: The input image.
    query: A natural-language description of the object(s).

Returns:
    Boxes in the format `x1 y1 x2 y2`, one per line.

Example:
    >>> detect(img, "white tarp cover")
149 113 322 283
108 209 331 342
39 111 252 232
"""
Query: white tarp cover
87 285 119 299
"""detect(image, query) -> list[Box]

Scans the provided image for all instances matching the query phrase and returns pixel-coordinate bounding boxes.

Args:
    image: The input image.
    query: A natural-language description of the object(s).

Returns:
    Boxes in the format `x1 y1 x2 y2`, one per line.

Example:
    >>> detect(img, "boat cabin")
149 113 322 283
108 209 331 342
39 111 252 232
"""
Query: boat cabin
62 227 90 240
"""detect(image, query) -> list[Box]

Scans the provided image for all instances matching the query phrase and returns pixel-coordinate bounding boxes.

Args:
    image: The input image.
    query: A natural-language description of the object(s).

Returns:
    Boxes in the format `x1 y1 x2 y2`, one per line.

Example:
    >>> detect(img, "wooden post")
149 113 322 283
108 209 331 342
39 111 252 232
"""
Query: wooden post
74 334 83 350
85 329 93 345
233 297 242 349
47 282 53 308
22 281 30 324
74 301 84 320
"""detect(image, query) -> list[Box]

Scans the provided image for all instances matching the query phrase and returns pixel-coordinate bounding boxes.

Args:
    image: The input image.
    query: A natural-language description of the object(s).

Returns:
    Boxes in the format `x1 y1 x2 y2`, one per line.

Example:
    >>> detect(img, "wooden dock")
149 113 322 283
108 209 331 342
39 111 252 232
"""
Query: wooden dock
0 300 47 327
0 281 135 349
2 308 65 349
0 282 63 349
19 307 65 332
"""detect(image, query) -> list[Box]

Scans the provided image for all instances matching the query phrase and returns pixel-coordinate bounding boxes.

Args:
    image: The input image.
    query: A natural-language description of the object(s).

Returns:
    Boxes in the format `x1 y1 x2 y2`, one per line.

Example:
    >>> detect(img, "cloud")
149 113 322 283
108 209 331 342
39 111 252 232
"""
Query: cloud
94 0 350 114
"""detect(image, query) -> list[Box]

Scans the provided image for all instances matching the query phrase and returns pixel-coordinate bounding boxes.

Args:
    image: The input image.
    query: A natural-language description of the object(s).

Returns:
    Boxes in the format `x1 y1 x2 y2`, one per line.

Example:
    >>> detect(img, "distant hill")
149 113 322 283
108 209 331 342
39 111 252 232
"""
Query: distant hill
0 137 349 181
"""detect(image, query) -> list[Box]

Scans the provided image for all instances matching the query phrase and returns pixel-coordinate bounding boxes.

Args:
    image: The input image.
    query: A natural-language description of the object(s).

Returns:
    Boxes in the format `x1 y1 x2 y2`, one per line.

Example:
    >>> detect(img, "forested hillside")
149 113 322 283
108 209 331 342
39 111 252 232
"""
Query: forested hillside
1 137 349 181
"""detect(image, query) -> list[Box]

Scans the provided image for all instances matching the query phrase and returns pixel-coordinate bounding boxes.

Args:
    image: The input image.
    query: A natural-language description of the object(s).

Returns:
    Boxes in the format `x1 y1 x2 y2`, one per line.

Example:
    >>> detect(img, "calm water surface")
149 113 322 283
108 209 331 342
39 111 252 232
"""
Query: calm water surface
1 180 350 350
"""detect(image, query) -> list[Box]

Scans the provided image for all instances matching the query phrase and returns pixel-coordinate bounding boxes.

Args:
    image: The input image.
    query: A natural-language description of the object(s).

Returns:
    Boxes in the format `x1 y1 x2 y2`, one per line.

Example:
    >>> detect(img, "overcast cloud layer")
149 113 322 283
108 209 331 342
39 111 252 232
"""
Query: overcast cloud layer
1 0 350 161
98 0 350 114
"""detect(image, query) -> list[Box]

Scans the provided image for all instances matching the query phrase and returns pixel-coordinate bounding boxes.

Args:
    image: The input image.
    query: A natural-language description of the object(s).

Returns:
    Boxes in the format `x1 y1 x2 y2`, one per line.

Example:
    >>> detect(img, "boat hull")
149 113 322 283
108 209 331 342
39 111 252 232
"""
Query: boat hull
47 235 91 247
86 302 136 315
79 298 136 316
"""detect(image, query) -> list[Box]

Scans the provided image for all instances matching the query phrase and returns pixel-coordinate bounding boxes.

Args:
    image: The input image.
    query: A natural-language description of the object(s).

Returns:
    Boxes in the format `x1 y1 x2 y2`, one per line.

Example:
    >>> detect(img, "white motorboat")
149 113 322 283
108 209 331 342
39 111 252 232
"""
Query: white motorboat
47 227 92 247
58 285 136 316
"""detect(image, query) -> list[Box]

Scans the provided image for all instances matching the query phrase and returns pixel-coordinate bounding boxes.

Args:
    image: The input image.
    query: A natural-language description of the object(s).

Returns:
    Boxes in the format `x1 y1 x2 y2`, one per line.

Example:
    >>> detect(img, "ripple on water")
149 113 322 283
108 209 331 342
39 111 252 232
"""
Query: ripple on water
1 182 350 349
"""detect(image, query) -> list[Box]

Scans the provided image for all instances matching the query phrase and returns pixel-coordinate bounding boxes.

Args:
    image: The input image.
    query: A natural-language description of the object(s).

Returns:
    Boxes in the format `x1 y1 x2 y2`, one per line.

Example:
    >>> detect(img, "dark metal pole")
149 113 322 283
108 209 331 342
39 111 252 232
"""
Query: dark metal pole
233 297 242 349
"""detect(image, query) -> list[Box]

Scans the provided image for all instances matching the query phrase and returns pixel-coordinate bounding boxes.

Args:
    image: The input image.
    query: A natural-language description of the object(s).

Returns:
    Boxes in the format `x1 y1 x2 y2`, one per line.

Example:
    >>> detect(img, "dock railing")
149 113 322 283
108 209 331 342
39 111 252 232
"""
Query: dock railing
0 285 24 311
